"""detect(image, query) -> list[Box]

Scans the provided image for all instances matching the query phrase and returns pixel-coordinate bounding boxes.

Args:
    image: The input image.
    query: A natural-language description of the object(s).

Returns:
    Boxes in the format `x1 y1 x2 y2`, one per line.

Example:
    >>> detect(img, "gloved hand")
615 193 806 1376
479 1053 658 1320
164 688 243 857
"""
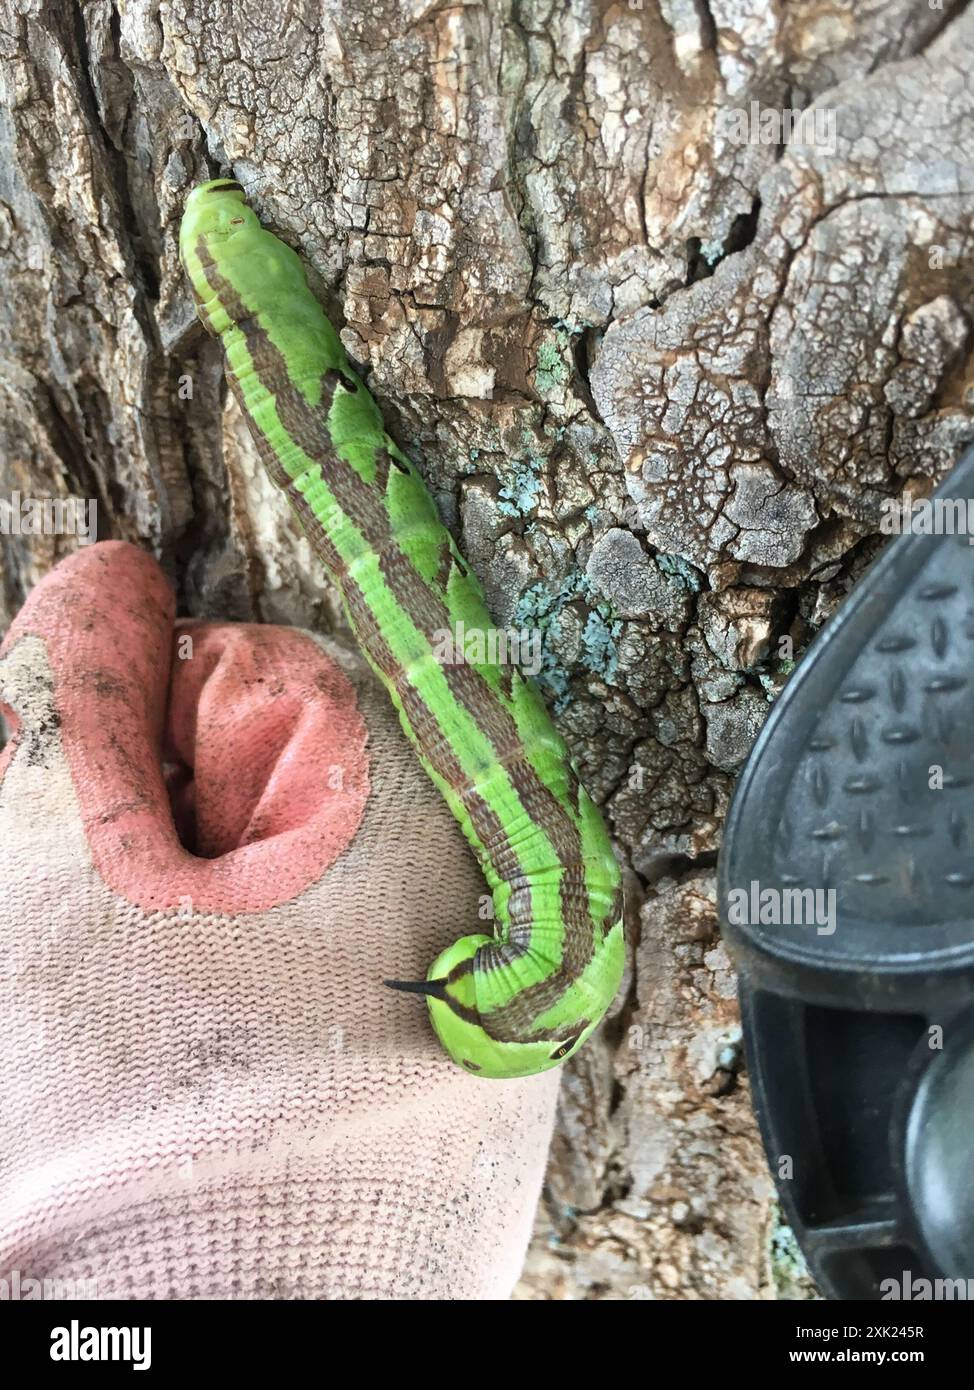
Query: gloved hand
0 541 559 1299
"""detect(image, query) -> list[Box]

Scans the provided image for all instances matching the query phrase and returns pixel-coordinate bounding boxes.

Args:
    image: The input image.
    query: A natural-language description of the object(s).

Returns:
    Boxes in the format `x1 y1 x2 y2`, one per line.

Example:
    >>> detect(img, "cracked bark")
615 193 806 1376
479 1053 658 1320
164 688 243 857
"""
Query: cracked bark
1 0 972 1300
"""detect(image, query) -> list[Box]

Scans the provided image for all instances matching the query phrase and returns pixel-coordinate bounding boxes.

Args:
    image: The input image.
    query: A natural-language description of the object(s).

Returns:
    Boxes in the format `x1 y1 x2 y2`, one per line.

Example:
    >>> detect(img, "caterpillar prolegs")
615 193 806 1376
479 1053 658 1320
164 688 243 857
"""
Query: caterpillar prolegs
179 180 625 1078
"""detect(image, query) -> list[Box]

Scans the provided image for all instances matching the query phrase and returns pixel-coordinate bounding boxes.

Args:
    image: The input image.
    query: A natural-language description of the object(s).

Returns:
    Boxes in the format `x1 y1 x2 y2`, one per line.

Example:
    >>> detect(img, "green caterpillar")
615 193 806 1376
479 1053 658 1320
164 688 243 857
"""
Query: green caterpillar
179 179 625 1078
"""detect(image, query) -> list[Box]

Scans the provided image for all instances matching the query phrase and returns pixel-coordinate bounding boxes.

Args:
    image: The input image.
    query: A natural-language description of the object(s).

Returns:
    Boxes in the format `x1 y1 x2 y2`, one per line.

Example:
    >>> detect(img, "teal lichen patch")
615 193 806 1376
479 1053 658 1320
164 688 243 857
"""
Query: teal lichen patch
534 333 570 396
769 1206 819 1300
582 608 620 683
497 456 542 518
657 552 705 593
497 430 549 518
516 572 621 712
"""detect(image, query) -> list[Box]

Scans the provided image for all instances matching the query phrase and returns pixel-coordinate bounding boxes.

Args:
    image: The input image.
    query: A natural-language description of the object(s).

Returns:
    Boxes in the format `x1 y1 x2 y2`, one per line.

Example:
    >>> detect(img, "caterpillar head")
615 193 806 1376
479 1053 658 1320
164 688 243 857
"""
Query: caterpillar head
179 179 307 334
386 934 603 1080
181 178 254 235
179 180 258 301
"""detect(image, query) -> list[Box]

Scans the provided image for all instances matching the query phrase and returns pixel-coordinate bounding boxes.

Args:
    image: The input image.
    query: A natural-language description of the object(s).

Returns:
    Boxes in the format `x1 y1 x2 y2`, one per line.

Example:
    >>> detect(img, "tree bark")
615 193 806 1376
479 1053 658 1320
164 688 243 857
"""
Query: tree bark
1 0 972 1299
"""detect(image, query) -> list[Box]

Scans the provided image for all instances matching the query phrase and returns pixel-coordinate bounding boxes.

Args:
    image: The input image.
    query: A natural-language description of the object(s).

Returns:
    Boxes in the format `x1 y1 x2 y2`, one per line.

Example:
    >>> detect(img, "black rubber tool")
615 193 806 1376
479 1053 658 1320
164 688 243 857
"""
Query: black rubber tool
719 442 974 1299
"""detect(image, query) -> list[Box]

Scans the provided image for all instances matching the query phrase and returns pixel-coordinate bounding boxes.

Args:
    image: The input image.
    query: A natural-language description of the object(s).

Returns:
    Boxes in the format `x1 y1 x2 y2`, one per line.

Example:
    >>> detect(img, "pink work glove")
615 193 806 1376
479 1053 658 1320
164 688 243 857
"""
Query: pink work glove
0 541 559 1299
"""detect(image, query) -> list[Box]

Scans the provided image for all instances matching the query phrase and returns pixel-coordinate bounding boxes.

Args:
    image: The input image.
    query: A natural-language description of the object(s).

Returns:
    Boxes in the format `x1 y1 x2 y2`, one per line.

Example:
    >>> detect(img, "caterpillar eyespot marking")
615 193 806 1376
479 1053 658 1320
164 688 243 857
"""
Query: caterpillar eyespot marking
550 1028 586 1061
179 179 626 1079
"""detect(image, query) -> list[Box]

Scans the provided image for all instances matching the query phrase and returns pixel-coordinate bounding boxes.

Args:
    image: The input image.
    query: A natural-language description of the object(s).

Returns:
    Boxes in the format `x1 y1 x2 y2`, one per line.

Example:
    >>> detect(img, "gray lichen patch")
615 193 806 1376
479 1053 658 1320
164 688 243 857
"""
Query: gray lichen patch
703 685 769 773
586 527 693 628
883 294 970 421
722 463 818 567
